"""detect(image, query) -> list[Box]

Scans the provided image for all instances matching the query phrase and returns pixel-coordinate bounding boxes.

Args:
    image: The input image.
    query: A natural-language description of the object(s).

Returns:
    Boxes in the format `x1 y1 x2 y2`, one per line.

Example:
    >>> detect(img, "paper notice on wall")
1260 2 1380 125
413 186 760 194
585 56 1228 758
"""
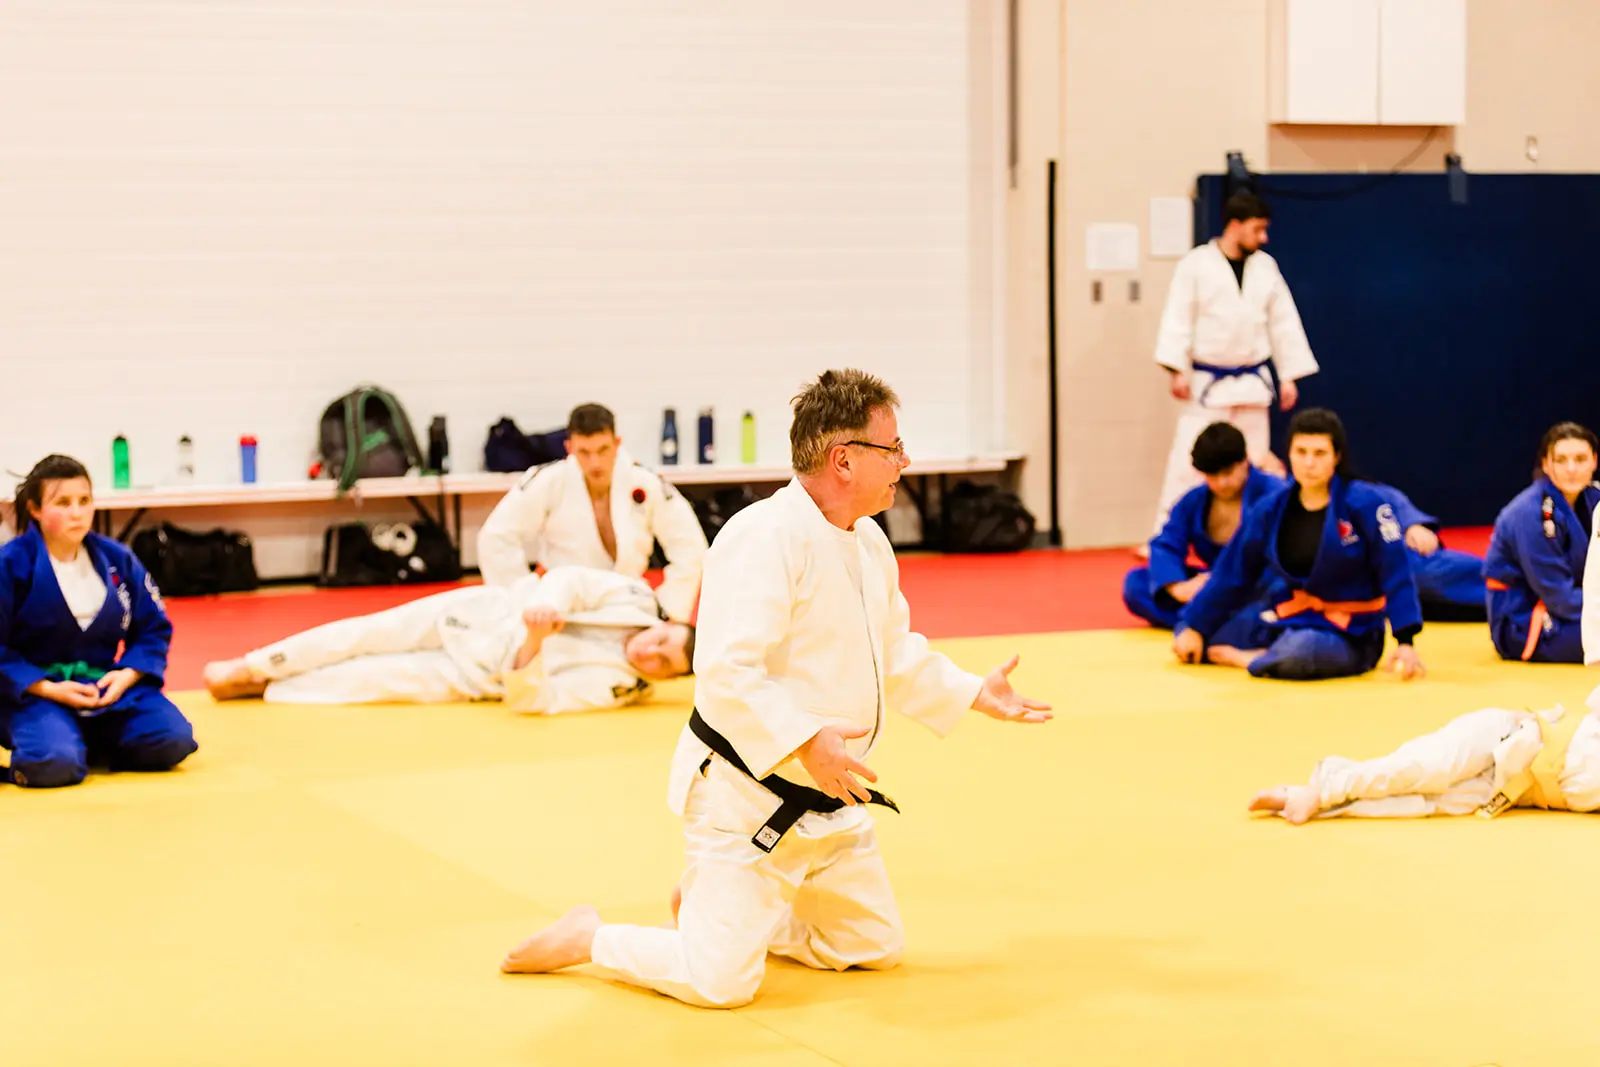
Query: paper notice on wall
1085 223 1140 272
1149 197 1194 258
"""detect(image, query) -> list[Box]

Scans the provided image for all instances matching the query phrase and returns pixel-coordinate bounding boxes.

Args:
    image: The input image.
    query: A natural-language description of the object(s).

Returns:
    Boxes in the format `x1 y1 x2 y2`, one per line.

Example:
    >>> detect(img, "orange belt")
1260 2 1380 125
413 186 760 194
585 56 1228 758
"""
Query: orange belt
1484 578 1547 661
1273 589 1387 630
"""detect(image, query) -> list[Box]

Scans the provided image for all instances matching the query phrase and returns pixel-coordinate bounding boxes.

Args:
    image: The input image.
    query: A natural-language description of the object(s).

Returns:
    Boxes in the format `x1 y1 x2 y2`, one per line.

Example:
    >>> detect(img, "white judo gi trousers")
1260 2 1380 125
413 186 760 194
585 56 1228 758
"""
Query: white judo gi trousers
244 588 498 704
1306 708 1600 819
589 759 903 1009
1152 402 1271 536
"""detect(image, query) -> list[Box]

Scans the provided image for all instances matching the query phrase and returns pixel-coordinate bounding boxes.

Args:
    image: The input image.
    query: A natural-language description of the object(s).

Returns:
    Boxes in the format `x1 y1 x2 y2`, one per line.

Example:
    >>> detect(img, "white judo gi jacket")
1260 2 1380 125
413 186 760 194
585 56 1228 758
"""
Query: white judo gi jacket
476 446 708 623
665 480 984 837
1153 241 1319 408
492 568 668 715
1584 504 1599 666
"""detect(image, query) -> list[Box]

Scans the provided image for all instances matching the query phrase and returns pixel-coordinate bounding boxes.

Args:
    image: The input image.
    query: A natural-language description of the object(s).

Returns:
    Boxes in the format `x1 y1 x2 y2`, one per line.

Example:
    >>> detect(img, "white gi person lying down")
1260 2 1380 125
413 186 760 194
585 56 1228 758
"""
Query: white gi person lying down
1249 682 1600 824
500 369 1052 1010
202 566 693 713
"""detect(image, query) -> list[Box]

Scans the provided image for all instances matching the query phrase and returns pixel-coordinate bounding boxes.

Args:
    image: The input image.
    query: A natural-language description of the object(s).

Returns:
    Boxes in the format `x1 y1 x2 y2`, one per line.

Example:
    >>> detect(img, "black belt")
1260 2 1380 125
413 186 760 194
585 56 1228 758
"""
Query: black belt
688 709 898 853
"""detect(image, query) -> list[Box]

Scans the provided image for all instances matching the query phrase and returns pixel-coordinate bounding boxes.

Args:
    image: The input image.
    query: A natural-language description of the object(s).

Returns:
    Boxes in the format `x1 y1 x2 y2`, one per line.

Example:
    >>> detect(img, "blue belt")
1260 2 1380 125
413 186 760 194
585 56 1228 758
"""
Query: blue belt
1190 359 1273 405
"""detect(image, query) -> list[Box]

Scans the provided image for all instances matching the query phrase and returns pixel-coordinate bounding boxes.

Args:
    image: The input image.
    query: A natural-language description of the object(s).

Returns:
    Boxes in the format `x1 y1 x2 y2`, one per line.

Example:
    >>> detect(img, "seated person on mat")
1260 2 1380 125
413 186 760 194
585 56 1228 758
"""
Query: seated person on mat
1128 425 1485 630
1369 482 1488 623
204 565 694 713
1483 421 1599 664
1172 408 1425 682
1124 421 1283 629
1250 682 1600 824
0 454 198 788
476 403 708 622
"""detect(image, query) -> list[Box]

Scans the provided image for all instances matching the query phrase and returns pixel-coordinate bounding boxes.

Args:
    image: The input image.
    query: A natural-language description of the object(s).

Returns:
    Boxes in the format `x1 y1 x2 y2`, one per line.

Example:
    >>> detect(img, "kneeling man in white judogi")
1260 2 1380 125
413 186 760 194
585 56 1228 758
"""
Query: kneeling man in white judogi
500 368 1052 1009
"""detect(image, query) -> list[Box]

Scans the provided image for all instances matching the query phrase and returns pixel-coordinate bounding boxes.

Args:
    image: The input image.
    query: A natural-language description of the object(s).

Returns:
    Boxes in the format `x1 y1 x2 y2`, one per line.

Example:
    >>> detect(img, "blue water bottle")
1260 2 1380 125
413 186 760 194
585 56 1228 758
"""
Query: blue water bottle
240 435 258 483
661 408 679 466
697 407 715 464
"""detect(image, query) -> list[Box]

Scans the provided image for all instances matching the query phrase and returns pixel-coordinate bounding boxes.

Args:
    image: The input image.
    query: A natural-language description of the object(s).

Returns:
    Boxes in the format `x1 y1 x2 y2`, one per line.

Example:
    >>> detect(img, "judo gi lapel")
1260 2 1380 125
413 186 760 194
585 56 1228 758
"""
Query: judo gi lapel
852 524 889 754
80 536 131 643
24 527 77 635
1304 475 1351 590
1538 476 1591 573
608 454 651 578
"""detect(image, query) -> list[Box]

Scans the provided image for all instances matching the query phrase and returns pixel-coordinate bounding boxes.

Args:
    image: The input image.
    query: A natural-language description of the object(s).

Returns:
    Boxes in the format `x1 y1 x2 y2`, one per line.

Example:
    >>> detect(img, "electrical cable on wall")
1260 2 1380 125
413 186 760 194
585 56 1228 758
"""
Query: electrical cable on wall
1241 127 1444 202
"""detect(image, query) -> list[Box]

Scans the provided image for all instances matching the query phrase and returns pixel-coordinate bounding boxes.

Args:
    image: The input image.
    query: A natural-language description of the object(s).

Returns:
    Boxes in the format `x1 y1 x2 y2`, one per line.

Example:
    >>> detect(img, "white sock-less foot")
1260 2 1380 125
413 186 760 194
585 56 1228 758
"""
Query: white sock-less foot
1249 786 1289 813
501 906 602 974
203 659 267 701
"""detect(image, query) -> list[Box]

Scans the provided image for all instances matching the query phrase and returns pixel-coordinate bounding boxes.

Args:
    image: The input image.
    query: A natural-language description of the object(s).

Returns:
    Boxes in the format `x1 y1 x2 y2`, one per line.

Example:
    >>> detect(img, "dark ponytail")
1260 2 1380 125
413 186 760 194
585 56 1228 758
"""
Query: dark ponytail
10 455 92 535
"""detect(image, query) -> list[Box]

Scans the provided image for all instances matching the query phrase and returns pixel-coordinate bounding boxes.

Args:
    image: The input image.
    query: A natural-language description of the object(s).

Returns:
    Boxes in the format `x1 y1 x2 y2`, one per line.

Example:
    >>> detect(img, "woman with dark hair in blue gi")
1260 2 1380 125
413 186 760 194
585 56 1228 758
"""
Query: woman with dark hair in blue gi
1483 422 1599 663
1172 408 1426 682
0 454 197 787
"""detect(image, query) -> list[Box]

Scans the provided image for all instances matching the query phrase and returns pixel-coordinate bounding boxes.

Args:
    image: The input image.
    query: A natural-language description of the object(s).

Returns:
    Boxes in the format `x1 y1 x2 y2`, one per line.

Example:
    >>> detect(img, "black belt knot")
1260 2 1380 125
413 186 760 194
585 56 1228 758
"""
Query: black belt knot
689 709 898 853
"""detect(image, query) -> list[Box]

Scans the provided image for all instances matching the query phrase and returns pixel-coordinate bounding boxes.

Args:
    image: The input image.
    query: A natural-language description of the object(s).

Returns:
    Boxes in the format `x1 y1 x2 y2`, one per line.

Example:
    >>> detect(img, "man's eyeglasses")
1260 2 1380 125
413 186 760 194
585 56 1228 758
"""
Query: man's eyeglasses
846 440 907 460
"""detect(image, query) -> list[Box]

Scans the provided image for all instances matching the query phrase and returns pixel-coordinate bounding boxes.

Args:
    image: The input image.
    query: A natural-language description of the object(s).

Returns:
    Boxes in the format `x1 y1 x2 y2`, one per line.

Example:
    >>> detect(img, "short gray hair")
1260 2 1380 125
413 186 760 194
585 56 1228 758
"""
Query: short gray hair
789 369 900 476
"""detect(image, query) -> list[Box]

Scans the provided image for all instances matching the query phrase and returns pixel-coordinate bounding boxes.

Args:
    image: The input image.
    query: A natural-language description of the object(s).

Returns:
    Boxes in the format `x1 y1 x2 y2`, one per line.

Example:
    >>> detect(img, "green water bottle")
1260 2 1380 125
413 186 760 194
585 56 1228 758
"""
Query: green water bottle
740 411 756 463
112 434 131 489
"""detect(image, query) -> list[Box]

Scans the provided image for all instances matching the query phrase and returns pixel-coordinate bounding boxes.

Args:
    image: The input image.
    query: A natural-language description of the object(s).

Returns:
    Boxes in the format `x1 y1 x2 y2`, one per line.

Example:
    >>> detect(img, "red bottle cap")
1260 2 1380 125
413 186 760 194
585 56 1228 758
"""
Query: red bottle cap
240 435 258 446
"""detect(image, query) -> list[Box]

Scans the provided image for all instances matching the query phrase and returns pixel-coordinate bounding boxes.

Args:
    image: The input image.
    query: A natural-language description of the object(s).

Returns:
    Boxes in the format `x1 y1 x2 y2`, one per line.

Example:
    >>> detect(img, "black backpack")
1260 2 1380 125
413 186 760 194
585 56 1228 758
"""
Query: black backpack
318 385 426 492
131 522 260 597
937 482 1036 553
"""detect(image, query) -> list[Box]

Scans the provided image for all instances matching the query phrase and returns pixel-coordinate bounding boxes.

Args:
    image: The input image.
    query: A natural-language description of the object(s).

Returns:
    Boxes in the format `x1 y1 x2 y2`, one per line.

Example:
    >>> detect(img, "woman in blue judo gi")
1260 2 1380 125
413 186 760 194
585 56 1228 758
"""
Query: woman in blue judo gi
1123 421 1284 629
0 455 197 787
1172 409 1426 681
1483 422 1598 663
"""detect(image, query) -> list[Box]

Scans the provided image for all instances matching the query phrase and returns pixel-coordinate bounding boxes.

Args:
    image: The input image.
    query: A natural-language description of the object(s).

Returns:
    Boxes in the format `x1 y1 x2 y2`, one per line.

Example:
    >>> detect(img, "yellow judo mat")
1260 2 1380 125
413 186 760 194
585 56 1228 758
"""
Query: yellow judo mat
2 624 1597 1066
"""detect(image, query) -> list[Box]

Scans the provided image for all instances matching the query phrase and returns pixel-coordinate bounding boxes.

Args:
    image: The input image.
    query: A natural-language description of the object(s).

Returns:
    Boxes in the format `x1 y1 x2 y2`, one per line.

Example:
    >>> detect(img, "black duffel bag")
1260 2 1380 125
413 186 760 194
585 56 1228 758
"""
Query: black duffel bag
131 522 260 597
937 481 1036 553
318 520 460 587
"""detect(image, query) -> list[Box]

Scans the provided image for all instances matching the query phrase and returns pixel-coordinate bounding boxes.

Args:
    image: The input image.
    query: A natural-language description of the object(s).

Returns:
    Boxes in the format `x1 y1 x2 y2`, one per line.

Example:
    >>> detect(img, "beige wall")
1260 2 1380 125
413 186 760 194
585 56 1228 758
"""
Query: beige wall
1005 0 1600 548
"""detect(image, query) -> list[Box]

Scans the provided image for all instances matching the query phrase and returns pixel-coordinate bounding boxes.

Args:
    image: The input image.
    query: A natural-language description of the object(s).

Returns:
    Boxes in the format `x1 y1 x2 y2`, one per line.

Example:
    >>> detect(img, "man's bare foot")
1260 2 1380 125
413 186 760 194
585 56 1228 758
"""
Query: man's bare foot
501 905 602 974
1281 785 1320 825
1206 645 1265 669
203 659 267 701
1249 786 1289 813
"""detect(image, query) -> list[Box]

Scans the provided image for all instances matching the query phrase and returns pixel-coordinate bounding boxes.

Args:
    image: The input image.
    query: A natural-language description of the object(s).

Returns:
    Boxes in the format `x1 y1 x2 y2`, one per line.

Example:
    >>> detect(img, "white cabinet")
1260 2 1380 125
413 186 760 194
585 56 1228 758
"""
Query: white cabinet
1271 0 1466 126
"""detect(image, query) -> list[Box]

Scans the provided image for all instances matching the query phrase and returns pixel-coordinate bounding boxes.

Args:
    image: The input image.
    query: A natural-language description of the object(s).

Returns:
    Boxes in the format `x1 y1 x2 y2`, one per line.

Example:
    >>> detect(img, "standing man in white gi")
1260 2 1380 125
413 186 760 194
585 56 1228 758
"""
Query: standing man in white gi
1149 192 1318 538
476 403 708 622
501 368 1052 1008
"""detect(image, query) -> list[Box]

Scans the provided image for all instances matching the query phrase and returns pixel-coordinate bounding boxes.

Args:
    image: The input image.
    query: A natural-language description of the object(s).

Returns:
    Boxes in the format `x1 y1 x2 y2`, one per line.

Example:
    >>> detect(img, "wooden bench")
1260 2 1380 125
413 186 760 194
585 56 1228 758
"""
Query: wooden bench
91 454 1025 560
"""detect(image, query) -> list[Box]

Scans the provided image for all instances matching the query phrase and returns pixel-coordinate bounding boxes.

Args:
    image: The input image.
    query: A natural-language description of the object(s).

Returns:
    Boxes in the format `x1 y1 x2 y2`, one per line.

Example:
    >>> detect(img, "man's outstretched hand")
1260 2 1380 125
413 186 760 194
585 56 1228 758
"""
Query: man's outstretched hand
971 656 1053 723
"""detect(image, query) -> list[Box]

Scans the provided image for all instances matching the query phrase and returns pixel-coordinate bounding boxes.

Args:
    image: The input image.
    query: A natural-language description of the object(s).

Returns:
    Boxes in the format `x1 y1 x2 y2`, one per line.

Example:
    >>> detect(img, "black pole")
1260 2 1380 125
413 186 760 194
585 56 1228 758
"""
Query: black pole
1045 158 1061 546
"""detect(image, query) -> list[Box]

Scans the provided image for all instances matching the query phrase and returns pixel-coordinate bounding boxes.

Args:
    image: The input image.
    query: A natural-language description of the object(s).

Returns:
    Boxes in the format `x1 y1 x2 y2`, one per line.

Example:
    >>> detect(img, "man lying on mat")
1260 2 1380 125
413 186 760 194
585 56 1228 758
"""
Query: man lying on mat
1250 683 1600 824
203 566 692 713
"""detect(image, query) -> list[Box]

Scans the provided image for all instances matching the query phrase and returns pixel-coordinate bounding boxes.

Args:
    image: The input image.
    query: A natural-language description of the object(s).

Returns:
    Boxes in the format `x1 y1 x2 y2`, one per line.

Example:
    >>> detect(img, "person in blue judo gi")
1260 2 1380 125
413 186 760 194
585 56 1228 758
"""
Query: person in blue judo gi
0 455 197 787
1368 483 1487 622
1171 408 1426 681
1483 422 1599 664
1123 422 1284 629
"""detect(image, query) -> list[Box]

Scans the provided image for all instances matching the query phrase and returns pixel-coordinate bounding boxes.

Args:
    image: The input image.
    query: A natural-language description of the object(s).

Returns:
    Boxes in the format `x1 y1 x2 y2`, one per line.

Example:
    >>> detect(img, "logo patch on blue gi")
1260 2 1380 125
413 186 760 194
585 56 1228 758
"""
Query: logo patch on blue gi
1375 504 1401 544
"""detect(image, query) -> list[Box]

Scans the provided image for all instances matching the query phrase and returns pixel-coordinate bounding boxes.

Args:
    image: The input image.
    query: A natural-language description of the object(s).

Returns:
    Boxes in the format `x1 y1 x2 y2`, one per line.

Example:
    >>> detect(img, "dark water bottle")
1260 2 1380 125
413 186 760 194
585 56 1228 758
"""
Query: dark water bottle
698 407 715 464
661 408 679 465
427 416 450 473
